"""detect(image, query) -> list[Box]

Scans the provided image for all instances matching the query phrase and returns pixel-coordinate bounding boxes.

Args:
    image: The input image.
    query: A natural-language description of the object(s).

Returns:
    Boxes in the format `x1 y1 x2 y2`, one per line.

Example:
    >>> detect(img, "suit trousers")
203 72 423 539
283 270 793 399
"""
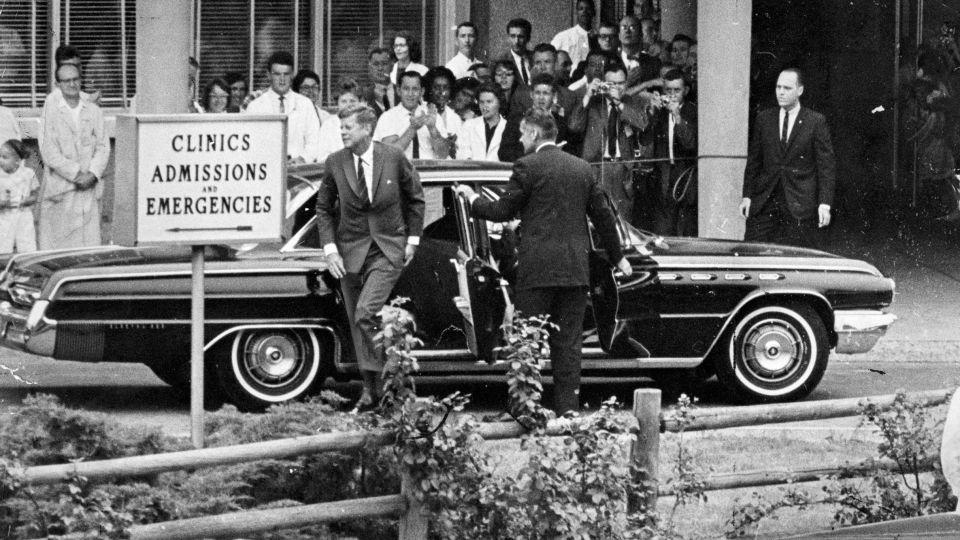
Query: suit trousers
744 197 827 251
516 286 588 415
339 242 404 372
593 161 634 227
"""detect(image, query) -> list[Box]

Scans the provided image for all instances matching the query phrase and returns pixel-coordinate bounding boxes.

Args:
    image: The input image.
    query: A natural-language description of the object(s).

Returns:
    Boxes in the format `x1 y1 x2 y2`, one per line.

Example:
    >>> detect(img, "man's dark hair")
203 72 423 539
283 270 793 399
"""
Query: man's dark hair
671 33 695 48
532 43 558 57
265 51 294 71
530 72 557 92
603 58 628 77
507 18 532 37
338 103 378 130
292 69 320 93
781 67 804 87
662 68 687 85
399 70 423 87
476 81 505 106
522 108 558 141
456 21 477 34
469 62 490 73
54 45 81 66
393 31 422 63
334 76 363 100
368 47 391 60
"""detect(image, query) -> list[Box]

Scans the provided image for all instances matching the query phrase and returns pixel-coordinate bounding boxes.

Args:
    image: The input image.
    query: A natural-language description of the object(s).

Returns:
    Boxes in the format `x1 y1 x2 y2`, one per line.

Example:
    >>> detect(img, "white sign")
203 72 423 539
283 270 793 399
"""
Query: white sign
114 115 286 245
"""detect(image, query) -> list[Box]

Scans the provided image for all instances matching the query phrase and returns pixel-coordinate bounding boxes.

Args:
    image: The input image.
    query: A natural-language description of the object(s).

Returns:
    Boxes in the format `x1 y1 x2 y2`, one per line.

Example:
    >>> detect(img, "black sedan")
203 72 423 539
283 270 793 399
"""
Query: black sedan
0 161 896 410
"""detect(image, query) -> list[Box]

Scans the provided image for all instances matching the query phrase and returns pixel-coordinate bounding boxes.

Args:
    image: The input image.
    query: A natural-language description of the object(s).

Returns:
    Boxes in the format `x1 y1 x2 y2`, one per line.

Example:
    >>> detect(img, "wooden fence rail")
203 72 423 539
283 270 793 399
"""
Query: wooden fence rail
30 387 954 540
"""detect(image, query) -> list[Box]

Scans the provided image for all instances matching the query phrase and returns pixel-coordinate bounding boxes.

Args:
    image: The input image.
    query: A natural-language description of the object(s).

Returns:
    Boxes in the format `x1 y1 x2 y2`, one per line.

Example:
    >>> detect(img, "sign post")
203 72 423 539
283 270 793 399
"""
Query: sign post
114 114 287 448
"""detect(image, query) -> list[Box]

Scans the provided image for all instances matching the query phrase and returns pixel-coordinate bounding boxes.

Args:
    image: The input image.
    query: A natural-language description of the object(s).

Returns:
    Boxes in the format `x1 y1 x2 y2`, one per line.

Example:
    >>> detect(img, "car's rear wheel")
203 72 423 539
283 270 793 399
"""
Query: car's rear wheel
213 328 326 411
715 303 829 403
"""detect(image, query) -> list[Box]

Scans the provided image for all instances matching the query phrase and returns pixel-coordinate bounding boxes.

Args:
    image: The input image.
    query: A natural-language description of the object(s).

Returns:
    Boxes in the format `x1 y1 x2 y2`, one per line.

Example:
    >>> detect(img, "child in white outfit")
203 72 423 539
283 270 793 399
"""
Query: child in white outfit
0 139 39 253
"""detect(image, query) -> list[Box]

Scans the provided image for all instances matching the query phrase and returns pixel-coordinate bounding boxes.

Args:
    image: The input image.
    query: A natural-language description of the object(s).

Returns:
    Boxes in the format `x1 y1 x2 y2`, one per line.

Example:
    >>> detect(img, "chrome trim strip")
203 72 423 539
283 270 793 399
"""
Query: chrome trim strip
724 273 749 281
412 349 475 360
413 357 704 372
48 318 331 327
658 313 726 319
652 259 882 276
48 268 319 299
203 322 339 353
57 292 309 301
690 273 716 281
833 310 897 354
659 273 681 281
758 273 785 281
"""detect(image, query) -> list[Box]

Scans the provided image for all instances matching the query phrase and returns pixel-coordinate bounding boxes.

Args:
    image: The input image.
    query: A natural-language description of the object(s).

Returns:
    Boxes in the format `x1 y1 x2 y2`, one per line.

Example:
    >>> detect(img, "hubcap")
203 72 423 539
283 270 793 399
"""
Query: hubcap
242 333 305 387
741 320 804 380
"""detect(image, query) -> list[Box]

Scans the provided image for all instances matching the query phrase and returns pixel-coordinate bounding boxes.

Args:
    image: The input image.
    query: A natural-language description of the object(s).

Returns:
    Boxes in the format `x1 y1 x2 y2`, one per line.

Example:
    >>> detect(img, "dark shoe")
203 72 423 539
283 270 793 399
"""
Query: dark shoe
352 392 377 413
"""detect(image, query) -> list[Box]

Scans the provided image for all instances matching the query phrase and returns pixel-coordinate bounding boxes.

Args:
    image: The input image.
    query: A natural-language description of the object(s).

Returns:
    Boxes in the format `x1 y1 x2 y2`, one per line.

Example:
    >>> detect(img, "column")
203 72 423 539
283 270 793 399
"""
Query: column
697 0 751 239
136 1 192 114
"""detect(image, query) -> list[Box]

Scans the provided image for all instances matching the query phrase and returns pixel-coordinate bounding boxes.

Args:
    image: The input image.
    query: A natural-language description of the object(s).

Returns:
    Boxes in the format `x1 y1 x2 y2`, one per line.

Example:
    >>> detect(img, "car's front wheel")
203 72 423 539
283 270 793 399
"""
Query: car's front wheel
213 328 326 411
715 303 829 403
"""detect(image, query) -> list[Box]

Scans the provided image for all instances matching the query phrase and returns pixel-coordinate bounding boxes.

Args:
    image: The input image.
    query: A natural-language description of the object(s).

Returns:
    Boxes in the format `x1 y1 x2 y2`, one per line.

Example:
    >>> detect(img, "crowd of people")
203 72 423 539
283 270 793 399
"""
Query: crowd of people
0 1 701 254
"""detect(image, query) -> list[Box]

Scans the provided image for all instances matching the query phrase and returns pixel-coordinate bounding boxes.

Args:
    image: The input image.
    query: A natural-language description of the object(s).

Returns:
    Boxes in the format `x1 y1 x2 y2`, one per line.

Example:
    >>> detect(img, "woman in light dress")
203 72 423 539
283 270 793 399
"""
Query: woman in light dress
0 139 39 253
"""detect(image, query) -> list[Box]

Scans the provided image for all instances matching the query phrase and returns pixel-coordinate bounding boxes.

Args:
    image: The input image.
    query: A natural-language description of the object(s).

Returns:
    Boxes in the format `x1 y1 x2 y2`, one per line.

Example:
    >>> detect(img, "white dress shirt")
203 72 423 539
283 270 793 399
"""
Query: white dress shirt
317 114 343 163
511 50 531 85
779 104 800 142
373 103 457 160
445 52 478 80
551 25 591 73
244 88 321 162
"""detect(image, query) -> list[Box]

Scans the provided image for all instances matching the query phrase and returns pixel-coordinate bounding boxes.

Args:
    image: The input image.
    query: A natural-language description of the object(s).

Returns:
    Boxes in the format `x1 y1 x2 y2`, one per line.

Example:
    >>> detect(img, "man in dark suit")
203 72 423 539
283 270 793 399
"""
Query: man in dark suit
740 68 836 249
316 104 425 409
639 69 698 236
505 18 533 86
568 59 647 227
498 73 573 162
455 109 632 415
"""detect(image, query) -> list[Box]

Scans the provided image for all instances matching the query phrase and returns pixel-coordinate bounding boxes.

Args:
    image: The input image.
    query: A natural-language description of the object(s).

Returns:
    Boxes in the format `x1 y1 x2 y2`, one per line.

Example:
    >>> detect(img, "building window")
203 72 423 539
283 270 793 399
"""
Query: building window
196 0 312 97
61 0 137 109
0 0 50 108
320 0 436 105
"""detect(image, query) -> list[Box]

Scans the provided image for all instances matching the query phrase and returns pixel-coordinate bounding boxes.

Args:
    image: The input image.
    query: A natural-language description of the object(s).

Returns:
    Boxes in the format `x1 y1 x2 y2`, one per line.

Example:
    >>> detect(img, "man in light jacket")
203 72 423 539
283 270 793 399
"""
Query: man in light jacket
39 62 110 249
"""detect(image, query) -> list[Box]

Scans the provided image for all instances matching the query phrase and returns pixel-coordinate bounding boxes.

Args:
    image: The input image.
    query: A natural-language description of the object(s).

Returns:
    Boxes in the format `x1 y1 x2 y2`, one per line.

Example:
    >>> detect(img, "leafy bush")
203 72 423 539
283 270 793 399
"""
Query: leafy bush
725 390 957 537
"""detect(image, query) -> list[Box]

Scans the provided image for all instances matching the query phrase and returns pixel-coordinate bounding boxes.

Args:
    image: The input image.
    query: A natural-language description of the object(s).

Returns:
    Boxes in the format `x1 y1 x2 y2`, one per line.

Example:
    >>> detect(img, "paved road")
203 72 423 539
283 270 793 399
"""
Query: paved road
1 347 956 438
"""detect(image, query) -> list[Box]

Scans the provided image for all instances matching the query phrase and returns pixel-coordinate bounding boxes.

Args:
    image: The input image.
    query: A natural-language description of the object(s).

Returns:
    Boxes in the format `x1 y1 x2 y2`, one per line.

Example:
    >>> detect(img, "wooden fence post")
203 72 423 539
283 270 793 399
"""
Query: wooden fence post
398 472 428 540
630 388 662 515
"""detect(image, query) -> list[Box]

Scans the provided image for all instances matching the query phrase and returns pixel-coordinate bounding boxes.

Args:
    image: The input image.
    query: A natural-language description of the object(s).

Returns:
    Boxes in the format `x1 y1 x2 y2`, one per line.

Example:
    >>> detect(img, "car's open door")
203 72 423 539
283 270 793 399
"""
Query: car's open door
451 189 509 361
588 209 659 357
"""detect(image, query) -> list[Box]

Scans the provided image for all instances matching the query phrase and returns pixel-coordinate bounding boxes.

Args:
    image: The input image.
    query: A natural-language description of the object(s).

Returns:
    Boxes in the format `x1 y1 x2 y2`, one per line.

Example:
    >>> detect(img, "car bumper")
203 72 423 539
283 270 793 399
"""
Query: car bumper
833 310 897 354
0 300 56 356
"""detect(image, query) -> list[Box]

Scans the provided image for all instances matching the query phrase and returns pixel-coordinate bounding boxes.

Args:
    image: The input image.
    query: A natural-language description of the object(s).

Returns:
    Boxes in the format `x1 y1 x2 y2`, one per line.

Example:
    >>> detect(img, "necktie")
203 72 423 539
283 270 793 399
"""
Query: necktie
412 129 420 158
520 57 529 85
606 104 619 158
278 95 285 114
356 155 369 203
781 110 789 146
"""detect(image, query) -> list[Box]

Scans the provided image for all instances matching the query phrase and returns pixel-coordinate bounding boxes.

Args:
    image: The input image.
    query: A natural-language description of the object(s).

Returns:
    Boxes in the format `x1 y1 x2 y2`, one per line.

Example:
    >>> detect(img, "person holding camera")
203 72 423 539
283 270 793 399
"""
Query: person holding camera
638 69 698 236
568 58 647 225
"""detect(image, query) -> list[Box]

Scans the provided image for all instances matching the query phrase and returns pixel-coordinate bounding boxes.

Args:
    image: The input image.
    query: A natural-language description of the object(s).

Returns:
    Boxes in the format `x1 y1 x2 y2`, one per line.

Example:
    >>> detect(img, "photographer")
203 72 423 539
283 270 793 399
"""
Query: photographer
568 59 648 225
638 69 697 236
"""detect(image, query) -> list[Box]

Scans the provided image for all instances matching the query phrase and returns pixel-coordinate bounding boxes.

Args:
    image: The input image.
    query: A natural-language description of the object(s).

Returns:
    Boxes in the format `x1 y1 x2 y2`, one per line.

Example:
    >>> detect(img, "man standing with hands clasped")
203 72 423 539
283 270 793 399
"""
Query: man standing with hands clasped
455 109 632 415
740 68 836 249
316 104 425 411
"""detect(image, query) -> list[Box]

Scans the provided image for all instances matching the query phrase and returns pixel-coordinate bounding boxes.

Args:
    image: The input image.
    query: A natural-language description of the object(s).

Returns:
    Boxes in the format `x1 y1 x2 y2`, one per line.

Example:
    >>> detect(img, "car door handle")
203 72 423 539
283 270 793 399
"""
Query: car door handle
614 271 651 287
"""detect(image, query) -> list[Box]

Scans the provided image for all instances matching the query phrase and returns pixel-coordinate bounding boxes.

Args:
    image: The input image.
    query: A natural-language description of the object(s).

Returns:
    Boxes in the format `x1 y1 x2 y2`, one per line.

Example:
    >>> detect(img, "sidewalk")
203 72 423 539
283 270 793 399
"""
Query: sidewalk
821 210 960 344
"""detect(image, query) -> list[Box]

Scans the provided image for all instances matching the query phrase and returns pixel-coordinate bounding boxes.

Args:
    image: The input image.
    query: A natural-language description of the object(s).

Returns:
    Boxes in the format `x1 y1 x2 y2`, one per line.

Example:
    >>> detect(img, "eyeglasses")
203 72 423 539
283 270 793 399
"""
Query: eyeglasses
58 77 82 85
598 33 616 39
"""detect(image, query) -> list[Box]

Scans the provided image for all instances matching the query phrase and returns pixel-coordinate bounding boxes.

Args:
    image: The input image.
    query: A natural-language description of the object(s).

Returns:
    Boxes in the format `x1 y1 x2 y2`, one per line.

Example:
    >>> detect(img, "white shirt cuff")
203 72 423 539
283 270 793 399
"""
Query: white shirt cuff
407 236 420 246
323 243 339 256
819 204 831 211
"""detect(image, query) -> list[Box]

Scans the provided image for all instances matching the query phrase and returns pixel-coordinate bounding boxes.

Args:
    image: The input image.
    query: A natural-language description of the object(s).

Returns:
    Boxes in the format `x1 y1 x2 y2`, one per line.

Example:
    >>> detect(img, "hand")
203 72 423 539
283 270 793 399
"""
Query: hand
409 111 428 129
584 78 602 104
423 104 439 128
404 244 417 266
616 257 633 276
288 156 306 166
818 204 831 228
739 197 751 218
325 252 346 279
454 184 476 200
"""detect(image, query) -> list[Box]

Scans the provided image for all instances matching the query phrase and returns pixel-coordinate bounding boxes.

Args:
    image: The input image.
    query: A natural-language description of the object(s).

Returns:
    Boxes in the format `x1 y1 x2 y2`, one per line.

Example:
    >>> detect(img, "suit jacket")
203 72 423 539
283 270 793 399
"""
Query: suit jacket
639 101 698 182
509 84 580 121
459 116 506 161
40 96 110 200
472 144 624 290
316 142 425 273
569 94 647 163
497 110 572 162
742 106 836 220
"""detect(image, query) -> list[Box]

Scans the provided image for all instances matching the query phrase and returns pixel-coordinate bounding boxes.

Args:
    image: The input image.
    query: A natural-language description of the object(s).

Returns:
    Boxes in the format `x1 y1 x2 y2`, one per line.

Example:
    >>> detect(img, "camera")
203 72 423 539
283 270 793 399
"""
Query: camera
597 82 613 95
